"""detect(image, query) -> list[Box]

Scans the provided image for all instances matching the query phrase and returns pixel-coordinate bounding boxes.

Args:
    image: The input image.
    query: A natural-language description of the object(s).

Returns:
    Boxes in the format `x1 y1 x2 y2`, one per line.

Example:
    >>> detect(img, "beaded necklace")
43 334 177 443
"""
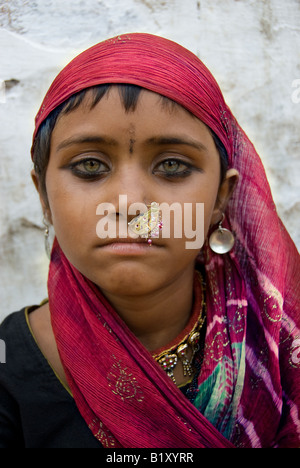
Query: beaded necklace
152 272 206 386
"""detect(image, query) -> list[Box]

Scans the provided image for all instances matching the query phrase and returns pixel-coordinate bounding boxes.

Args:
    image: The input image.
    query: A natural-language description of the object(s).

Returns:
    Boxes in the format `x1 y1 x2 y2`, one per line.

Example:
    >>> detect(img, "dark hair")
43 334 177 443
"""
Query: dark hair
32 84 228 202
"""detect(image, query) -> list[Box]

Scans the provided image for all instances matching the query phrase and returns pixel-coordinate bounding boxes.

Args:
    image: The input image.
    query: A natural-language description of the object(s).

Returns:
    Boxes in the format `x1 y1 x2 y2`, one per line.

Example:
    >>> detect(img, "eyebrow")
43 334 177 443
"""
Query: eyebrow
55 134 209 154
55 135 118 152
145 136 208 153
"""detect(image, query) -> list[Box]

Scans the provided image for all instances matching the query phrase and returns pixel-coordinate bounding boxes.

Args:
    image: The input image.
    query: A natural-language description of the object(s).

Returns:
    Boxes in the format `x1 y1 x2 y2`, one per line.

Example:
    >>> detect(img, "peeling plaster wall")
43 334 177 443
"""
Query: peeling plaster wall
0 0 299 320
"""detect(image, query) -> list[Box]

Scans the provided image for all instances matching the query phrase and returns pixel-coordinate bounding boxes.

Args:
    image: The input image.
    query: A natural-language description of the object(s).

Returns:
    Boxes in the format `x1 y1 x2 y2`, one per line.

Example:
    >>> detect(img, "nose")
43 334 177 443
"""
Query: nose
107 164 153 222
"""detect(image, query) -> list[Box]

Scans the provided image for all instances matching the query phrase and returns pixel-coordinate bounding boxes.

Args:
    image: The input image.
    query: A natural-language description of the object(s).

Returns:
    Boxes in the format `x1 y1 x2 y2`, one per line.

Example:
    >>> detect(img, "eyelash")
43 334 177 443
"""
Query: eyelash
154 159 194 179
68 158 109 179
68 157 196 180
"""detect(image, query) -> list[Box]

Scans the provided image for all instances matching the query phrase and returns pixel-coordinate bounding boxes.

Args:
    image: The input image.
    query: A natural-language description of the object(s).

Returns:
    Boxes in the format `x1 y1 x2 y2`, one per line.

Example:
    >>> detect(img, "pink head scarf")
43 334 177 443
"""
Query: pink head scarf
33 33 300 448
32 33 233 159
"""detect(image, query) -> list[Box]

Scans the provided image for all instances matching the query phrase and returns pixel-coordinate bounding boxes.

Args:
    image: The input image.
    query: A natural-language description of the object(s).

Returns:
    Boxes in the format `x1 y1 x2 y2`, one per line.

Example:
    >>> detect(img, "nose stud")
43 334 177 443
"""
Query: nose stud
128 202 163 241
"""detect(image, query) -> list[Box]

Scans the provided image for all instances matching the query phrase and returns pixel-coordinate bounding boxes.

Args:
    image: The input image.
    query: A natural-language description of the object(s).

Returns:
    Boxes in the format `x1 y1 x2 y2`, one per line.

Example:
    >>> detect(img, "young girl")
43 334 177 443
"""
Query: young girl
0 33 299 448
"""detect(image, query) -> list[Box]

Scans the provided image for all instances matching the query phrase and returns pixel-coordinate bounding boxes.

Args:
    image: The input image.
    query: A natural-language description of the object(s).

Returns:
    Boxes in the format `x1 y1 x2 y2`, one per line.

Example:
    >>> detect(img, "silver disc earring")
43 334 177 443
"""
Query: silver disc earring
43 216 51 259
209 213 235 254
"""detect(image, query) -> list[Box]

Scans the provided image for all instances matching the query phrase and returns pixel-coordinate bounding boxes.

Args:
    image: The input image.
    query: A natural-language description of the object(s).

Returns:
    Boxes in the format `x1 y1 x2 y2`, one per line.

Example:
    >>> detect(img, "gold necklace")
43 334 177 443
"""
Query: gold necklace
152 272 206 386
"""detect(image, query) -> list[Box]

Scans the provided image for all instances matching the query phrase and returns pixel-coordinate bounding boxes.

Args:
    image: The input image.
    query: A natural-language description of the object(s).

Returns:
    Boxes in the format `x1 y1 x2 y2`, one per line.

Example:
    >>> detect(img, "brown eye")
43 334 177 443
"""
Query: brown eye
162 160 180 173
70 158 110 179
154 159 193 179
83 159 101 173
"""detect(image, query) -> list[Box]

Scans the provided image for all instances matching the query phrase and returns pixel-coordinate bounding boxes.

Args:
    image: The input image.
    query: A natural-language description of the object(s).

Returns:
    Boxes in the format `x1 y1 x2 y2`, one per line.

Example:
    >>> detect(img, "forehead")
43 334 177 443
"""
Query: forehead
59 85 195 124
51 86 215 150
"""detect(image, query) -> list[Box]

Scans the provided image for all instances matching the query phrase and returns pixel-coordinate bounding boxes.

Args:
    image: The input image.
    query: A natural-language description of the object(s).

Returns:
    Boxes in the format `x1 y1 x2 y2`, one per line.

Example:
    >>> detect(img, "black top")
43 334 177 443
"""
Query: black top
0 307 200 448
0 307 101 448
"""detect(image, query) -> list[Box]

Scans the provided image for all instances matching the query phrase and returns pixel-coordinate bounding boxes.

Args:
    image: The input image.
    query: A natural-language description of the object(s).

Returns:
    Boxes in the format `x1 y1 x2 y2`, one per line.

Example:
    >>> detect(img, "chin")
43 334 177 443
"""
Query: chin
93 264 159 297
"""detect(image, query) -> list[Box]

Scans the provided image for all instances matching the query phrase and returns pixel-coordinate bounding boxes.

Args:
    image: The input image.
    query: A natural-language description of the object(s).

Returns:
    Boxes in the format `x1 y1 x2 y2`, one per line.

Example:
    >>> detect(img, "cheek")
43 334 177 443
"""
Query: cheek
160 204 212 259
46 178 99 250
172 180 220 243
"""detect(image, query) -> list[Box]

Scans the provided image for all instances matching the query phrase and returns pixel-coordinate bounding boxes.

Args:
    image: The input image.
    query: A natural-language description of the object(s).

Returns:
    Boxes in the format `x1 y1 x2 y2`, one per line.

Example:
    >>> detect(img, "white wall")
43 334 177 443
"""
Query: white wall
0 0 299 320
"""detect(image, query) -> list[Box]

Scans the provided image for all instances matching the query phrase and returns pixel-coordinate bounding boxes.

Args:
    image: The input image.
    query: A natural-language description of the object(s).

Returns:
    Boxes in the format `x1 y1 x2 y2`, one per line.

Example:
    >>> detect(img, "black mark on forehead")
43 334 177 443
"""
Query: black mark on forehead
129 138 136 154
128 123 136 155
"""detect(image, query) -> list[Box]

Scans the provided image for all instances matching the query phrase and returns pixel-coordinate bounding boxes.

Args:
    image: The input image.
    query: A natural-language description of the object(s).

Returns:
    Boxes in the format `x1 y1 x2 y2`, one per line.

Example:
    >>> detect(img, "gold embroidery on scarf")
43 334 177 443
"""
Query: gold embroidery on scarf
279 316 292 345
262 293 282 323
88 418 116 448
107 357 144 403
230 304 245 335
258 273 283 323
202 302 246 370
207 261 223 314
211 331 230 362
225 256 234 299
204 254 246 369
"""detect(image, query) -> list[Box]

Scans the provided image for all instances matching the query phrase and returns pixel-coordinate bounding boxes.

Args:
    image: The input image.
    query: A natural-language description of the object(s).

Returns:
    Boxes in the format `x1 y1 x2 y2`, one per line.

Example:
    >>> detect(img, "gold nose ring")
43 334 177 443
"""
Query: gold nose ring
128 202 163 242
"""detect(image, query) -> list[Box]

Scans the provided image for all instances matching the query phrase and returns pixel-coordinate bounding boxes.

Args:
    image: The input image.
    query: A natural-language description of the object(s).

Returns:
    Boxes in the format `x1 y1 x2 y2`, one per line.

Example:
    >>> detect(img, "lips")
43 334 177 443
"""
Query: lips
99 237 150 247
96 236 162 253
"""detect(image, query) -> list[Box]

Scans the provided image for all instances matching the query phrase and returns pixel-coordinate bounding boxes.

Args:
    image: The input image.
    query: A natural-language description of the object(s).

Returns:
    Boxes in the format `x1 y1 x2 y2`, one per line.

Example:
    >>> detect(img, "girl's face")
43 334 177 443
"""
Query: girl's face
35 87 237 297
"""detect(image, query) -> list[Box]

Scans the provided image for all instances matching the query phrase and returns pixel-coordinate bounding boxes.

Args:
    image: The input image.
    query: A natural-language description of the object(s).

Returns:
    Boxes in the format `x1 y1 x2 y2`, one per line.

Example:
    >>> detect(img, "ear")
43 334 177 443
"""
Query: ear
31 169 53 224
211 168 239 225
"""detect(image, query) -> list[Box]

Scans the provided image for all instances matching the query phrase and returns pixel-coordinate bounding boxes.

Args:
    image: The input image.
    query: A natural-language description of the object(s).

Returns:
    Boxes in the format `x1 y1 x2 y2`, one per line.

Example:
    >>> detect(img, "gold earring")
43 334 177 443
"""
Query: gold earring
209 213 235 254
